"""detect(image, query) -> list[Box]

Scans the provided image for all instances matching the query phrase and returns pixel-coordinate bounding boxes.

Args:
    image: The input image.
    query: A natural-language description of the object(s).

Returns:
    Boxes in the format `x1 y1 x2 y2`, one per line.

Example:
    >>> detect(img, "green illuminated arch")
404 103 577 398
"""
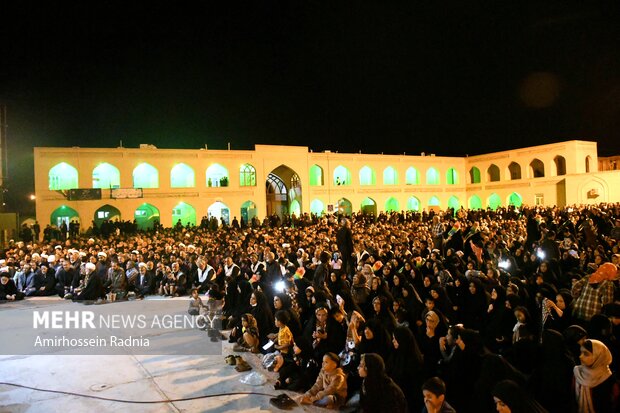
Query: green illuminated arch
310 199 324 215
385 197 399 212
508 192 523 207
133 163 159 188
50 205 80 228
309 165 323 186
337 198 352 215
359 166 376 186
170 163 195 188
92 163 120 189
134 203 160 230
447 196 460 214
361 197 377 216
290 200 301 217
468 195 482 210
206 164 229 187
49 162 78 190
488 193 501 210
208 201 230 225
428 196 441 207
426 167 440 185
333 166 351 186
469 167 481 184
94 204 121 228
172 202 196 227
446 168 459 185
241 200 257 223
240 164 256 187
405 167 420 185
407 196 420 212
383 166 398 185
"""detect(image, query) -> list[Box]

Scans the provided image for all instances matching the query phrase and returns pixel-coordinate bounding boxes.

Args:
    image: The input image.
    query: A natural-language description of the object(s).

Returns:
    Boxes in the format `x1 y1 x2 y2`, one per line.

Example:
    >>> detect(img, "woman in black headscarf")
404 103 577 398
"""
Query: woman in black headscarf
442 327 485 412
492 380 549 413
544 289 574 333
529 329 574 413
401 283 424 324
390 273 406 300
273 292 302 338
368 276 394 305
276 336 320 392
250 290 274 346
358 318 392 361
428 283 455 324
446 274 468 325
386 326 424 412
359 353 407 413
326 269 347 298
302 304 344 360
228 278 253 330
484 285 514 354
368 295 397 333
462 278 488 331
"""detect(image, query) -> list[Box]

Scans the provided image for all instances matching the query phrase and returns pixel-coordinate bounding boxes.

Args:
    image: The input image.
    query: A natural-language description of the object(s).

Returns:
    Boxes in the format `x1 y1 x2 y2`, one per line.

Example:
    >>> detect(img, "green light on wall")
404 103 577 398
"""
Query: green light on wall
383 167 398 185
133 163 159 188
488 193 501 210
468 195 482 209
429 196 440 206
407 196 420 211
309 165 323 186
93 163 120 189
426 168 440 185
385 197 399 212
171 163 196 188
359 166 376 186
49 162 78 190
310 199 324 214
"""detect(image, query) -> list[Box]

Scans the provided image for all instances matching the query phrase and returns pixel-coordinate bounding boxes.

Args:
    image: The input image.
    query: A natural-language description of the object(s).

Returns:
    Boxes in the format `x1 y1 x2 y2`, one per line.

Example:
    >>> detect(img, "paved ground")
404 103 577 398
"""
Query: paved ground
0 297 344 413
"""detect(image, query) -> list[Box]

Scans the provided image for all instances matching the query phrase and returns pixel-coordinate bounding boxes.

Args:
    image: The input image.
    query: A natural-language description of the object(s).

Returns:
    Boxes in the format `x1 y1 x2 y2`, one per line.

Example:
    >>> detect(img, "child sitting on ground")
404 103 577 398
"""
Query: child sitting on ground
272 310 293 372
233 313 260 353
188 288 204 315
300 352 347 409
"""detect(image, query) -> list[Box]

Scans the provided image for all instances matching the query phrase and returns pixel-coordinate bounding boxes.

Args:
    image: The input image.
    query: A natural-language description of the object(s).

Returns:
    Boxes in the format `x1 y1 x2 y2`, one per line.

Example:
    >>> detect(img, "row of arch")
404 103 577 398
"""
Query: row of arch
309 192 523 215
50 162 256 190
50 191 524 230
51 201 251 231
467 155 592 184
48 162 459 191
48 154 595 191
313 165 457 186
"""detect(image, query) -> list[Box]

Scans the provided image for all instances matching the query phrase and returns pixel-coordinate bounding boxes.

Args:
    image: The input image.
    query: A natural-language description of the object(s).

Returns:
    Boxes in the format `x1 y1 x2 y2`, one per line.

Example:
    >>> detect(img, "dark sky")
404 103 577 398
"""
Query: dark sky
1 1 619 212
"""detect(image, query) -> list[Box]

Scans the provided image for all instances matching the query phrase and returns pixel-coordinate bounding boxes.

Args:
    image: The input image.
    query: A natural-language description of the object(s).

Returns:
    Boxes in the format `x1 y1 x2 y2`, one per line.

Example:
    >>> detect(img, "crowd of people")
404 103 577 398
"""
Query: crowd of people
2 202 620 412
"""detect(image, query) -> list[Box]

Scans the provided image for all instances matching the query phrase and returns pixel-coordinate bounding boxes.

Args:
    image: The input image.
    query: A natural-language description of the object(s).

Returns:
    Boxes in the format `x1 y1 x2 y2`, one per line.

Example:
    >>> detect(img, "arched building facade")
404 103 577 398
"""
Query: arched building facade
34 140 620 229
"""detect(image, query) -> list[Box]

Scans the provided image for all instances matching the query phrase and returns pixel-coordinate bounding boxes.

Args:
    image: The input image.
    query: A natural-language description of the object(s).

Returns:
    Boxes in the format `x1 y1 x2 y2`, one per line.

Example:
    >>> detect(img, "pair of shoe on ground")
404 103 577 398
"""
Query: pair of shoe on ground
225 355 252 372
269 393 297 410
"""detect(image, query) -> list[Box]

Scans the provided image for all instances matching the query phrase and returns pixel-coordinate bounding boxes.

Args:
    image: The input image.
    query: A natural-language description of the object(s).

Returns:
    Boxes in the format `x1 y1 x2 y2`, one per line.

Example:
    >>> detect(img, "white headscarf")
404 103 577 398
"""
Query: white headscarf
573 339 613 413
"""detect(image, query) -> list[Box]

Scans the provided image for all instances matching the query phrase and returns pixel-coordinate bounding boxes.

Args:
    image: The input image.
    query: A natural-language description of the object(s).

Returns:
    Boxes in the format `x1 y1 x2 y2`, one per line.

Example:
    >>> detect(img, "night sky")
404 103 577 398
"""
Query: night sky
2 1 619 212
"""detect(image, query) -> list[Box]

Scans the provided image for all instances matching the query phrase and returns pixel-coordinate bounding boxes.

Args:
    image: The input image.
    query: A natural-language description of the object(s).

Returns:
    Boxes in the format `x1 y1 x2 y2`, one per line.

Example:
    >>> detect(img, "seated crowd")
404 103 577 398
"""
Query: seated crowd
2 203 620 412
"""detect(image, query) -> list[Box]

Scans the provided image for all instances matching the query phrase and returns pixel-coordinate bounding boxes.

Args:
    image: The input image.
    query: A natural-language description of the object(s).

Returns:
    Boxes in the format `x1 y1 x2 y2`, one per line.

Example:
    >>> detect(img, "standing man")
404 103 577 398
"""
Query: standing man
336 218 354 276
431 215 445 255
33 221 41 242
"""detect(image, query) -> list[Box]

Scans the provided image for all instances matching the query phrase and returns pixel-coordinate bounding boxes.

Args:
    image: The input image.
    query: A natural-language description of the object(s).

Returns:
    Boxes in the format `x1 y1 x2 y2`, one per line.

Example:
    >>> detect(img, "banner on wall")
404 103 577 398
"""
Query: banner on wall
111 188 144 199
67 189 102 201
